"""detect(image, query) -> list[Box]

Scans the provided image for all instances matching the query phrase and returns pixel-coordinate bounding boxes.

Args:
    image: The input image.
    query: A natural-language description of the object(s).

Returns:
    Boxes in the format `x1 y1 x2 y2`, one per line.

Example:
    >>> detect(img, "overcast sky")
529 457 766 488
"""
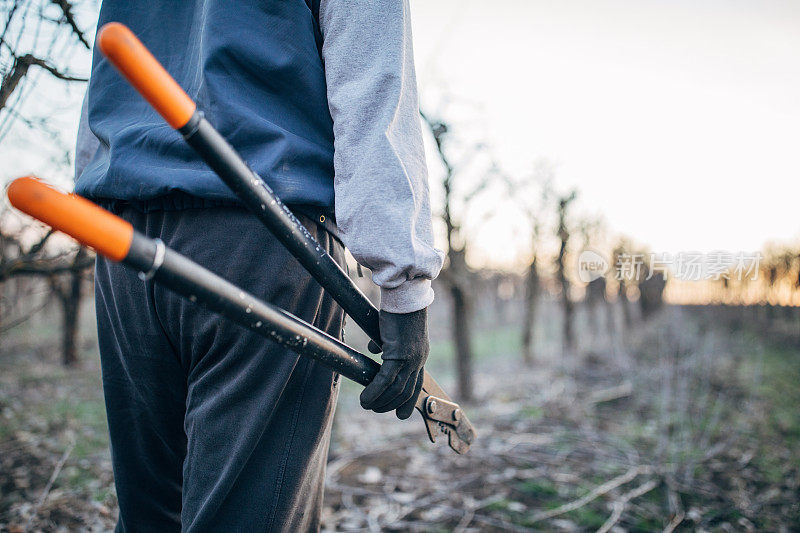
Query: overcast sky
411 0 800 266
2 0 798 269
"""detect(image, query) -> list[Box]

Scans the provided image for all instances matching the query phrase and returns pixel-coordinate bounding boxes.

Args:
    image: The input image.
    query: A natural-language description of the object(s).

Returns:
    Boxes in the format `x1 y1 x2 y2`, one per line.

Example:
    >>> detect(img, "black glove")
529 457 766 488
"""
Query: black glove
360 308 429 420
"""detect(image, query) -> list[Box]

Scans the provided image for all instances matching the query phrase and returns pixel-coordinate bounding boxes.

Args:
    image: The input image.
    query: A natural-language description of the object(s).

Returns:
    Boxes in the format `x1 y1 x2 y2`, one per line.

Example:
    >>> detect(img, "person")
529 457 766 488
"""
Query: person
74 1 444 530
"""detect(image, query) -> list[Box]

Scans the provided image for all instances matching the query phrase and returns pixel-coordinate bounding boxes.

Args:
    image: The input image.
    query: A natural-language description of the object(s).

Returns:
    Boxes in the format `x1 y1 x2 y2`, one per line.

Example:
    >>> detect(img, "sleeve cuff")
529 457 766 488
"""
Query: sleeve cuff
380 277 434 314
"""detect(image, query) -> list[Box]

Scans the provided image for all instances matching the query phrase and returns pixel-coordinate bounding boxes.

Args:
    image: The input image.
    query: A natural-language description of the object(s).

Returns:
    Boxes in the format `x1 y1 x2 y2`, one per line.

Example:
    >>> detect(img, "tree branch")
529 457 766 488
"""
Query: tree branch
50 0 91 49
0 54 87 112
0 252 94 282
24 54 88 82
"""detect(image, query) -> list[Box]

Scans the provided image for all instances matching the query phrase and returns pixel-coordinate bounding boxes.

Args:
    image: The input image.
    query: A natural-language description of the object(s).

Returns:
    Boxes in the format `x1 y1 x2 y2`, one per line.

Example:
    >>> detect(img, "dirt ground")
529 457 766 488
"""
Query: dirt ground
0 305 798 532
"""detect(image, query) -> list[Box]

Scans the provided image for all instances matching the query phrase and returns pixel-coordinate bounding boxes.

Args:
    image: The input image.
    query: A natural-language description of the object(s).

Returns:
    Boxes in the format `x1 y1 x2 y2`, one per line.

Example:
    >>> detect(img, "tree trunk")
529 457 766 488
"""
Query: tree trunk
59 249 86 366
562 290 574 352
450 283 474 402
521 257 538 365
557 240 574 353
555 193 576 355
619 284 632 329
586 278 607 349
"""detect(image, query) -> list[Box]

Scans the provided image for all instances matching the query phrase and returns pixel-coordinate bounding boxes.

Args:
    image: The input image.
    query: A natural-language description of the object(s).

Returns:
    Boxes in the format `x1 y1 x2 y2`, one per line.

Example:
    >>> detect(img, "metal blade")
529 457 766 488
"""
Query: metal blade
413 371 477 454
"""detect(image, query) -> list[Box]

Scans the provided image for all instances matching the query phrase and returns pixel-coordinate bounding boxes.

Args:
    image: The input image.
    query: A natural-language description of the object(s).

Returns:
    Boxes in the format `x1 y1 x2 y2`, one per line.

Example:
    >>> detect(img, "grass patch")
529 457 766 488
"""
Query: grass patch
484 499 513 512
565 506 608 529
428 324 522 368
633 515 664 530
758 347 800 450
520 405 543 419
48 398 107 428
743 343 800 486
516 479 558 499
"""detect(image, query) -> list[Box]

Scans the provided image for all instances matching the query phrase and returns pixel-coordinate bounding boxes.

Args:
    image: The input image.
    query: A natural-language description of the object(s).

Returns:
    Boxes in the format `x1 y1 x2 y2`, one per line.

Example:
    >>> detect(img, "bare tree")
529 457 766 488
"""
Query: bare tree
0 209 93 363
521 255 540 364
421 111 496 402
555 191 577 354
503 160 553 365
0 0 95 364
1 0 91 140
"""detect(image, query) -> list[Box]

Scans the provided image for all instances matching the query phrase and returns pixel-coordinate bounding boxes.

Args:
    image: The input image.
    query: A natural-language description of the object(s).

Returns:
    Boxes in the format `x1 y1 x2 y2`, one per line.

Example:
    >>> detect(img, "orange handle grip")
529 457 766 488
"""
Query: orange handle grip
7 177 134 262
97 22 196 129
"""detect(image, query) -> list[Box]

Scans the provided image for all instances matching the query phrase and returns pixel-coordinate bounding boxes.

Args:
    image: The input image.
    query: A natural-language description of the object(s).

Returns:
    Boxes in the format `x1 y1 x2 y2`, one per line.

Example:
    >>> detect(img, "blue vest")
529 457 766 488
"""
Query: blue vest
76 0 335 210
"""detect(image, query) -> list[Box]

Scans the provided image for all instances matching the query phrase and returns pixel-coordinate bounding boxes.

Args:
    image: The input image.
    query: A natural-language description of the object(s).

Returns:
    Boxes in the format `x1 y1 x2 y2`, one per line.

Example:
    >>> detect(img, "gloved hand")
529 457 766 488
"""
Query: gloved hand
360 308 429 420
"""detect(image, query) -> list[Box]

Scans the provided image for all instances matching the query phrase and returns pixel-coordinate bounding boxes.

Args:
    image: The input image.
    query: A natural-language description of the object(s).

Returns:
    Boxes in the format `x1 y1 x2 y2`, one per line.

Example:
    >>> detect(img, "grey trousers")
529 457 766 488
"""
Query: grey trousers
95 202 344 532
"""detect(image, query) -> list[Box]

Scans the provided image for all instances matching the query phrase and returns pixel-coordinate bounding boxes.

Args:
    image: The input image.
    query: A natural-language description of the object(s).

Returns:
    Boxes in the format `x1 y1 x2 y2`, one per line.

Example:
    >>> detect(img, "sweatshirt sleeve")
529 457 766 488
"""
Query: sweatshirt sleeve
75 87 100 181
318 0 445 314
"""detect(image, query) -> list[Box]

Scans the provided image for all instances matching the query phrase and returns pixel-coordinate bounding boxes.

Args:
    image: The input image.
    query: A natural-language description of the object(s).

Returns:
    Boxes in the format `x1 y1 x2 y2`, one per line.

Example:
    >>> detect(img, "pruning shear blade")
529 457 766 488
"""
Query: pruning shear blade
415 372 476 454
